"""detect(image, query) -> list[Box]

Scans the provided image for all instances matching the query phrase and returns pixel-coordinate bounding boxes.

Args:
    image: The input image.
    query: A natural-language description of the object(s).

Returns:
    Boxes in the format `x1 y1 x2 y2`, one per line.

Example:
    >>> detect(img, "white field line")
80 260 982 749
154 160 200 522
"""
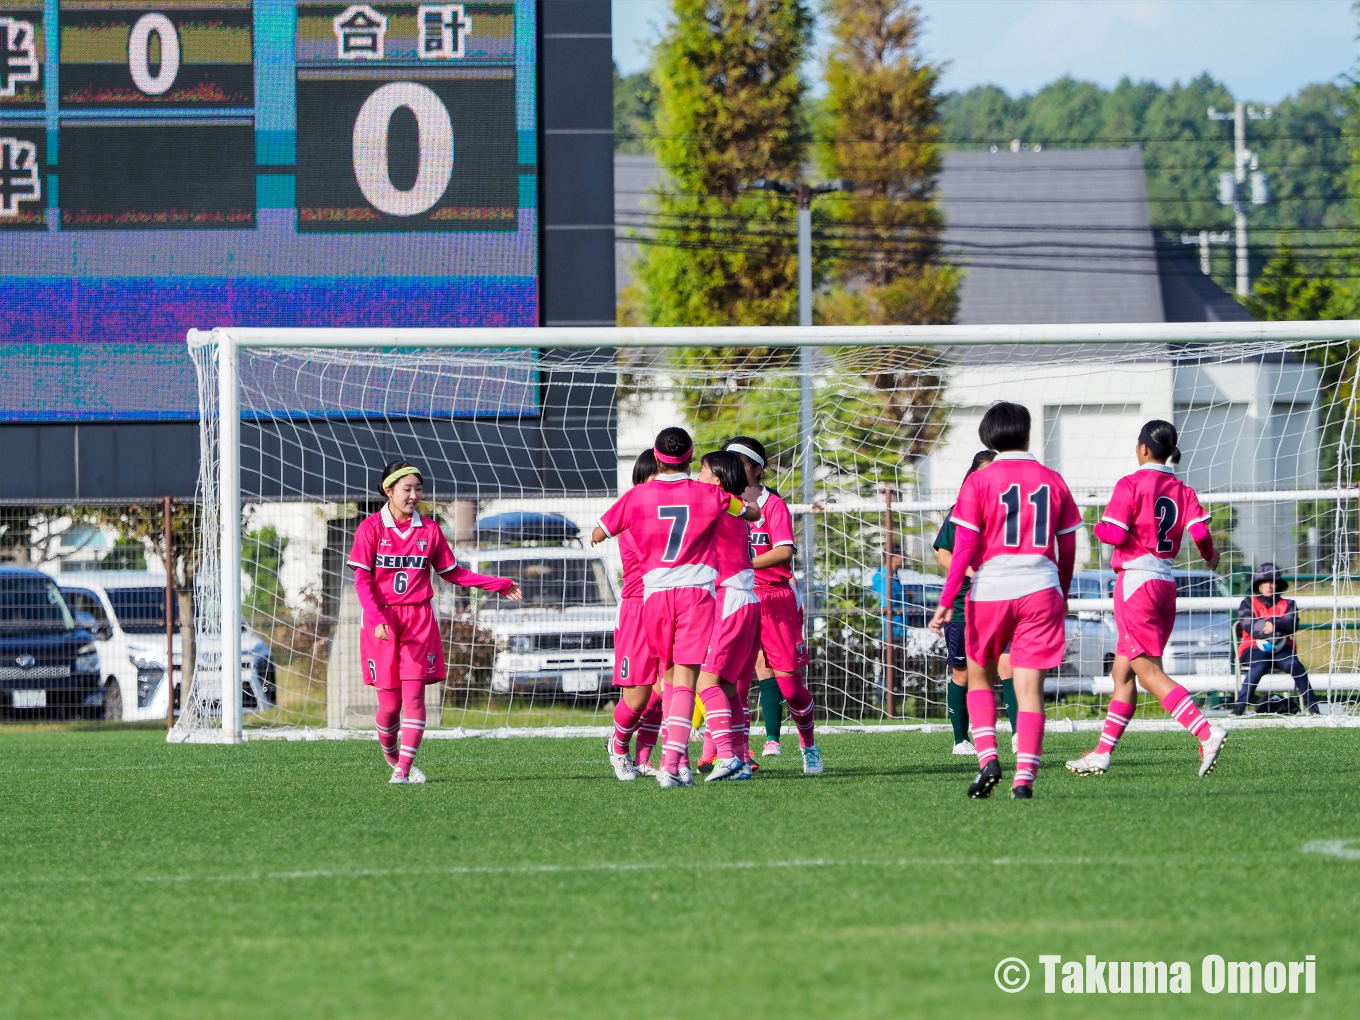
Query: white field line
191 713 1360 744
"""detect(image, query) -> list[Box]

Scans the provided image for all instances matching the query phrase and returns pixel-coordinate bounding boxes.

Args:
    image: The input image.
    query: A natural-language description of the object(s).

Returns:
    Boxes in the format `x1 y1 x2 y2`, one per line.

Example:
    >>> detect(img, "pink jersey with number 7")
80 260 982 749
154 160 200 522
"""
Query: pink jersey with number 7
950 451 1083 601
598 475 747 596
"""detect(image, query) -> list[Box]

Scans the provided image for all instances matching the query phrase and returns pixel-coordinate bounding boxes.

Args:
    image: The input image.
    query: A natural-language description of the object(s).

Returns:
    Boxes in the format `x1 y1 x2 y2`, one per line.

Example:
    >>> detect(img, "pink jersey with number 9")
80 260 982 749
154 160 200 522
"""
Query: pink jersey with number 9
1100 463 1210 571
950 451 1083 600
598 475 746 596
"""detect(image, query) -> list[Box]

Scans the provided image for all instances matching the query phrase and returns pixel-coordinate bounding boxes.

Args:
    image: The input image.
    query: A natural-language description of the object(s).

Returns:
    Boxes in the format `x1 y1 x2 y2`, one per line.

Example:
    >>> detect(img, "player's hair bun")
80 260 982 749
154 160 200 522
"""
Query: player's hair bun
654 426 693 460
1138 420 1181 465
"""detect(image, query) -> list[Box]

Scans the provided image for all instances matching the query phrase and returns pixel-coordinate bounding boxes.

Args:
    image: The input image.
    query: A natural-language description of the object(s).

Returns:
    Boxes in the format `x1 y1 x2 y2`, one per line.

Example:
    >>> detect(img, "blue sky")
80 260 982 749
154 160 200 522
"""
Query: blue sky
612 0 1356 103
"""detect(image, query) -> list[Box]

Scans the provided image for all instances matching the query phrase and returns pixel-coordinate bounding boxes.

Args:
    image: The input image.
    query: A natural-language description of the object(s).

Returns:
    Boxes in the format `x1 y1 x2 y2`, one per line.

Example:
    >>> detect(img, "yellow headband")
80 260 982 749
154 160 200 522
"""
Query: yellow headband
383 466 422 490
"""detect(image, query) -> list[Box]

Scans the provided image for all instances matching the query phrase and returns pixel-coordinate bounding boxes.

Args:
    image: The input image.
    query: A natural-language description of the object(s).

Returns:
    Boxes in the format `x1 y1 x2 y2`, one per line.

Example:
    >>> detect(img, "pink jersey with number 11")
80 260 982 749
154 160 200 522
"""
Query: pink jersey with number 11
598 474 746 596
950 451 1083 601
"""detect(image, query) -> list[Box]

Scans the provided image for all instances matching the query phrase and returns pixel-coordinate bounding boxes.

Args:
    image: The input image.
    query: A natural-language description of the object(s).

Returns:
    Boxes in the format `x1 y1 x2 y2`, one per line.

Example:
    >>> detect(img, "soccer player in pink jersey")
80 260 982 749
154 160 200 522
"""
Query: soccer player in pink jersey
929 402 1082 799
693 450 761 781
1066 420 1229 778
724 436 824 775
592 427 758 787
605 450 663 781
348 460 521 784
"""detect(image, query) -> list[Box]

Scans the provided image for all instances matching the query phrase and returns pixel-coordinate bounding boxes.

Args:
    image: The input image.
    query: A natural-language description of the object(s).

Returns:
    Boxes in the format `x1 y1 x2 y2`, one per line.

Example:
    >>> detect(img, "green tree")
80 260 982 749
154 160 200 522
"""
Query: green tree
632 0 811 335
242 525 289 624
613 64 657 155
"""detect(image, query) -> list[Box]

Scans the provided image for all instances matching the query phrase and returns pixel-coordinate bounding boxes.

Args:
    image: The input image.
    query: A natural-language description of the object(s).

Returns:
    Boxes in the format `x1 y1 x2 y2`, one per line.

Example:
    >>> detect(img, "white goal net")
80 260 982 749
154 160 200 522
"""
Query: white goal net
174 324 1360 742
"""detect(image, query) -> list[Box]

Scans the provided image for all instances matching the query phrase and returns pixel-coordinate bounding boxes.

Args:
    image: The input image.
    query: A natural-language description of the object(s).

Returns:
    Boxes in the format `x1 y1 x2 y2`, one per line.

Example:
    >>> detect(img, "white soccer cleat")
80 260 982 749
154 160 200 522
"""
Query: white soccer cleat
607 740 638 781
761 740 782 757
1199 725 1228 777
389 764 425 784
801 746 824 775
952 740 976 756
656 766 695 788
734 761 755 780
1011 731 1019 754
1065 751 1110 776
705 756 746 782
634 759 658 777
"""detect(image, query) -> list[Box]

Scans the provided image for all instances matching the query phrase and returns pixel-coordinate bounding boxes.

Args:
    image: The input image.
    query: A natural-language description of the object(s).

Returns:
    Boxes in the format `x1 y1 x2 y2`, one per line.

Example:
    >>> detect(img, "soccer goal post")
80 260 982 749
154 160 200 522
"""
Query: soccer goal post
177 321 1360 743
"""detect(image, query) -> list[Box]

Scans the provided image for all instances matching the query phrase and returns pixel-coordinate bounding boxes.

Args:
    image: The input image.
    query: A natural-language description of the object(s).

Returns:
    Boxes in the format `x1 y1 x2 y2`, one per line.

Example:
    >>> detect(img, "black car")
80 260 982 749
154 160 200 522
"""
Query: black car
0 567 103 719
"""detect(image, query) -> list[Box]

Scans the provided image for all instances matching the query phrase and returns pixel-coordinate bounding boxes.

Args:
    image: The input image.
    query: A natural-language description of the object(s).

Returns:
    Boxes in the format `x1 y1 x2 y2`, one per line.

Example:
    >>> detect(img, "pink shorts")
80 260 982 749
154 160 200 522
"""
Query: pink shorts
1114 576 1177 659
965 587 1066 671
756 584 809 674
359 601 445 689
702 596 761 684
613 596 659 687
643 587 717 671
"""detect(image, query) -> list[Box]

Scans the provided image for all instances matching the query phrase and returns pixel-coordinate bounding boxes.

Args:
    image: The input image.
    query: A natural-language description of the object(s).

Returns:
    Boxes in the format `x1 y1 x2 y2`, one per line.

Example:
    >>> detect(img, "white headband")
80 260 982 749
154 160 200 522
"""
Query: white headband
725 443 765 467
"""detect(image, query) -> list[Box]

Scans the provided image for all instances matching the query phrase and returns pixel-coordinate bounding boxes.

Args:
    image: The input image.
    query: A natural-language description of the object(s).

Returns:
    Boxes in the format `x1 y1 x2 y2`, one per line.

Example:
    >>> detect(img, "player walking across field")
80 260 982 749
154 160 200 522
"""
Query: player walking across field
1066 421 1229 778
724 436 825 775
605 449 665 781
932 449 1020 757
929 402 1082 799
349 460 522 784
592 428 759 787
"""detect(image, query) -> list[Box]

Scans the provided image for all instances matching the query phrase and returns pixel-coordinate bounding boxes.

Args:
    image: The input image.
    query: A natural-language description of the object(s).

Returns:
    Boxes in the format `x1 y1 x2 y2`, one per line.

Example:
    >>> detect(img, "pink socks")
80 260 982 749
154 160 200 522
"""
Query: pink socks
1161 684 1211 741
777 672 817 748
1095 698 1135 755
698 686 734 759
375 687 402 766
1013 710 1044 789
733 678 752 762
967 688 999 767
634 691 663 766
662 687 696 774
611 698 645 756
396 680 427 776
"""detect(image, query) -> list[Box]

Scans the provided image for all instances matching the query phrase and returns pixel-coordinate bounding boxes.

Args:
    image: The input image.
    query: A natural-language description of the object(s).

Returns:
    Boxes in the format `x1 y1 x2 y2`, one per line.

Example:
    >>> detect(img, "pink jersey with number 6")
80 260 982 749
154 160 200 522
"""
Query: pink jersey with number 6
598 475 746 595
950 451 1083 601
347 506 457 605
1099 464 1210 571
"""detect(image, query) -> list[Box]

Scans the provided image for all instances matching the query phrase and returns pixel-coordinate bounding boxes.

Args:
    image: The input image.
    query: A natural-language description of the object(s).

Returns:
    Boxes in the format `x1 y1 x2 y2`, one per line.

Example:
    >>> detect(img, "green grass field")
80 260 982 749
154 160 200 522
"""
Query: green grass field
1 726 1357 1018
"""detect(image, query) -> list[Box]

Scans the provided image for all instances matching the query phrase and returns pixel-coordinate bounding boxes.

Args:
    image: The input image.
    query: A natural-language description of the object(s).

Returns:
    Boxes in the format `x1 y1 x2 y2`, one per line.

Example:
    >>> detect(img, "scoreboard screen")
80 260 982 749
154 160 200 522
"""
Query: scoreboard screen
0 0 538 420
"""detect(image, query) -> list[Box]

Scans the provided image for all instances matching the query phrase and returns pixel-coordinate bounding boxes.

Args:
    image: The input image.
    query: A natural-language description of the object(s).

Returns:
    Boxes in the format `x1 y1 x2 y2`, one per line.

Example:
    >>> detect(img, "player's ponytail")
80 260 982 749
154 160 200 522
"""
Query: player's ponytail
631 448 658 486
964 449 997 481
378 459 422 495
1138 420 1181 465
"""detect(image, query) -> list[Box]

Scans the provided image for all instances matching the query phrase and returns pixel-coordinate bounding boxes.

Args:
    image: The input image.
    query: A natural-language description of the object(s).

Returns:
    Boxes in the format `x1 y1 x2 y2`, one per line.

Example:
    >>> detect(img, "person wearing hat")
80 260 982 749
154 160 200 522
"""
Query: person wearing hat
1232 563 1321 714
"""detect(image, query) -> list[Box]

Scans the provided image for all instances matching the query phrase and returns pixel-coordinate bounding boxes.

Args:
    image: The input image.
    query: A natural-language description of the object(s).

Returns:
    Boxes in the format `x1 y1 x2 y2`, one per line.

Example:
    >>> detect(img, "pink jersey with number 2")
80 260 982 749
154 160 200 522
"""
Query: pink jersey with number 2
598 475 746 595
950 451 1083 600
1099 464 1209 571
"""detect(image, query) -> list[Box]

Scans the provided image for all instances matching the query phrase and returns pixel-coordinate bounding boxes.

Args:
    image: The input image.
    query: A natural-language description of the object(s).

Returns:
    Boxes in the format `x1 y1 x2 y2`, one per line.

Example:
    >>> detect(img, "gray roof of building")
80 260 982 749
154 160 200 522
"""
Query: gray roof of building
614 148 1249 330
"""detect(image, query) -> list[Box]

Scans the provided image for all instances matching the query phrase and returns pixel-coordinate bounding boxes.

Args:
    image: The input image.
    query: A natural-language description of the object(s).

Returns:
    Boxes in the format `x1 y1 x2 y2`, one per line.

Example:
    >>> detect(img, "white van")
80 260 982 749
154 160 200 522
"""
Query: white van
56 571 275 722
439 514 617 698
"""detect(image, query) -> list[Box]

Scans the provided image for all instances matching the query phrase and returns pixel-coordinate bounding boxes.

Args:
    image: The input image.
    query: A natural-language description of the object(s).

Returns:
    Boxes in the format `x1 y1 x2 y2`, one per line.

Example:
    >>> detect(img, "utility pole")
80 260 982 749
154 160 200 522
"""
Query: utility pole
1180 230 1233 276
743 176 855 611
1208 102 1271 296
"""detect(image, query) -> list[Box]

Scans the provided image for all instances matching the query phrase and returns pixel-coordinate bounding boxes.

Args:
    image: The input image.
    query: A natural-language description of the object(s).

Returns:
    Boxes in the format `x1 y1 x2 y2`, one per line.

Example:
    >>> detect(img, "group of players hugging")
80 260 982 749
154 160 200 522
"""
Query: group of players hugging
347 399 1272 796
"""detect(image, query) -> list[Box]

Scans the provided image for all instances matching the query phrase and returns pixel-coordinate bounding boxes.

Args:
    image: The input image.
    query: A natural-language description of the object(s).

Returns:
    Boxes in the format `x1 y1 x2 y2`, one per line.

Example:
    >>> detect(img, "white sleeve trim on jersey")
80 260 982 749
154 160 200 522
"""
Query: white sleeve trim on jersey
949 516 980 532
436 562 458 574
1099 516 1129 529
1056 523 1083 536
1187 513 1212 525
346 560 371 572
773 539 797 549
598 520 615 538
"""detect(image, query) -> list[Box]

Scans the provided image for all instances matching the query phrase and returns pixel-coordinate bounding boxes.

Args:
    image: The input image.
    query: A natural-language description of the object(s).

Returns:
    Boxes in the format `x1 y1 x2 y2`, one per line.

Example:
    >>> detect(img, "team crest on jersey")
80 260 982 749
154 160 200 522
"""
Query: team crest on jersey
427 654 435 664
417 540 427 551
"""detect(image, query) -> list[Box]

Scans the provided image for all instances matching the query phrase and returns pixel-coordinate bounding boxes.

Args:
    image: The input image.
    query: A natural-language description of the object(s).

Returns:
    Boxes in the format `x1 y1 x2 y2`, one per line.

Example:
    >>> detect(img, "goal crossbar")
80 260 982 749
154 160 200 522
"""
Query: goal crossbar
190 320 1360 351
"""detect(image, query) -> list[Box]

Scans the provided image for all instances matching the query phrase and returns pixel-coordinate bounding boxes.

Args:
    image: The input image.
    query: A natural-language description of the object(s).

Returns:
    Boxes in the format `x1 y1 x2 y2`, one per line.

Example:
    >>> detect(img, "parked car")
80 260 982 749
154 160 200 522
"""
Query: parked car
1068 568 1234 678
441 513 616 699
0 566 102 718
57 571 276 722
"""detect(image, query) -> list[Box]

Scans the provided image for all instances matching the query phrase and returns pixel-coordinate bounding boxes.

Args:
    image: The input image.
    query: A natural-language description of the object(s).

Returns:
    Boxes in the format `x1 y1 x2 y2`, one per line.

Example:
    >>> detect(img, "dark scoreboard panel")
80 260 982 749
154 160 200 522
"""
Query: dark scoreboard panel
0 0 539 423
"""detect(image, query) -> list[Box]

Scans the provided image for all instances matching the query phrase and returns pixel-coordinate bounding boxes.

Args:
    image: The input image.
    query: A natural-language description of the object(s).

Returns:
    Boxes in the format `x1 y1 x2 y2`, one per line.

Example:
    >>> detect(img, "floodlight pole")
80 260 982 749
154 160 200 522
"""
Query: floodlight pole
217 329 243 744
